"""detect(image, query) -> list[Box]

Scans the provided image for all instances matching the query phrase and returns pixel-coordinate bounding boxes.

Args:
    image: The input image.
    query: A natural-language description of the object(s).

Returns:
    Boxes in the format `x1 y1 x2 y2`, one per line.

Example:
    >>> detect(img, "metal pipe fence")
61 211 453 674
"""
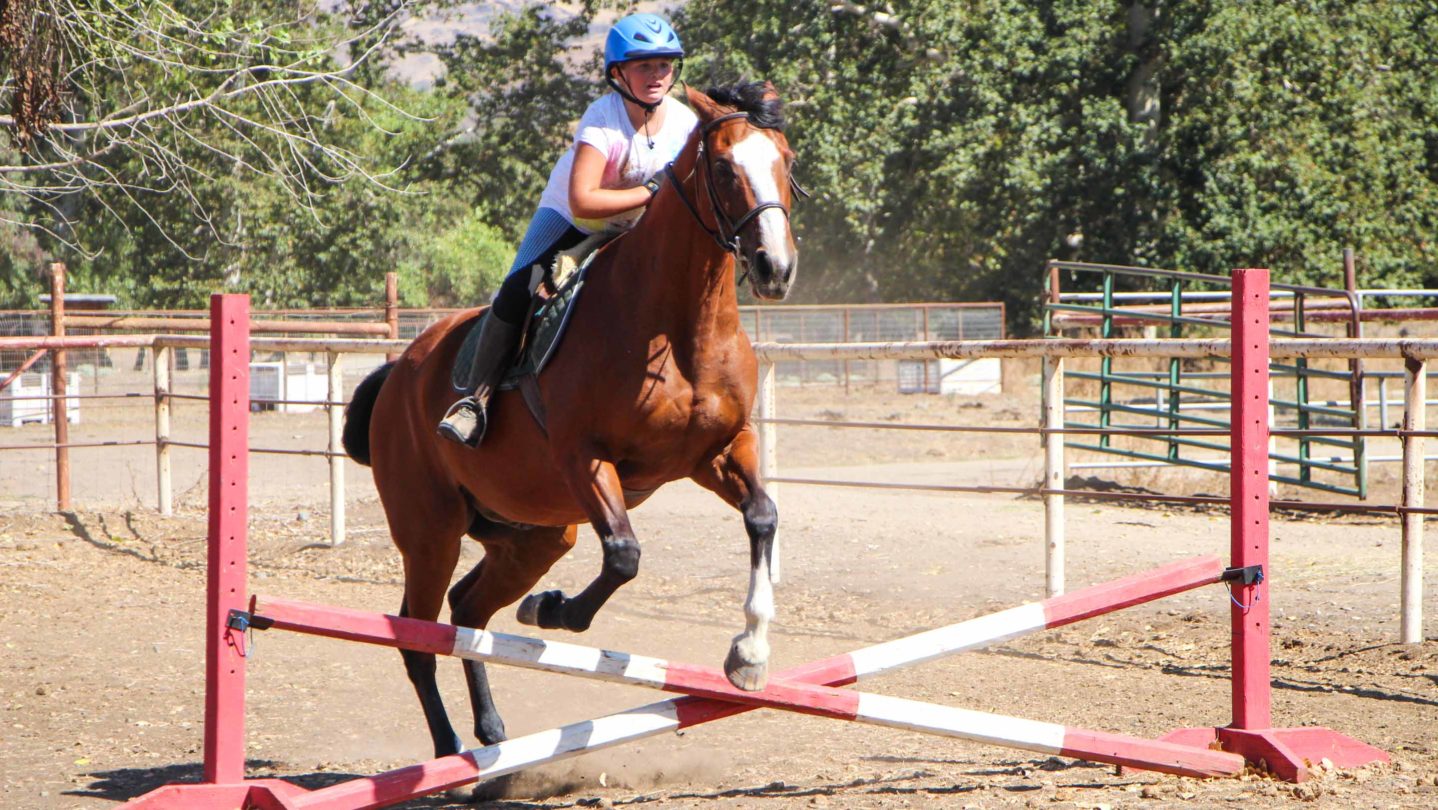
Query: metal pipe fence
7 302 1009 390
4 328 1434 642
751 335 1437 643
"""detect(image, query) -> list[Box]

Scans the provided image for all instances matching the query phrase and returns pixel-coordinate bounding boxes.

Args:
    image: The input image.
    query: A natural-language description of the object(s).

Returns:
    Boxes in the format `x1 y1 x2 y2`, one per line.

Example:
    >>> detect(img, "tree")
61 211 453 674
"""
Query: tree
1 1 632 308
10 1 1433 324
71 77 476 309
1145 2 1438 290
676 1 1148 320
0 1 419 285
415 2 614 238
400 206 515 307
676 1 1438 329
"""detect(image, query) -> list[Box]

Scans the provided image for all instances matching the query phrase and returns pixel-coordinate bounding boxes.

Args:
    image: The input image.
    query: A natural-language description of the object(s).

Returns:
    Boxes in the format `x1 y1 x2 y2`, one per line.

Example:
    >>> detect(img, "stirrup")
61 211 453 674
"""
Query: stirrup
437 396 488 448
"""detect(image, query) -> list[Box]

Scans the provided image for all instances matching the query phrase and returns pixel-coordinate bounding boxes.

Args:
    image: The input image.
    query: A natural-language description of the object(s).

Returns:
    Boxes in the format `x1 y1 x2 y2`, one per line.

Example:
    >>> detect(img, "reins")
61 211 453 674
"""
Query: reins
663 111 807 264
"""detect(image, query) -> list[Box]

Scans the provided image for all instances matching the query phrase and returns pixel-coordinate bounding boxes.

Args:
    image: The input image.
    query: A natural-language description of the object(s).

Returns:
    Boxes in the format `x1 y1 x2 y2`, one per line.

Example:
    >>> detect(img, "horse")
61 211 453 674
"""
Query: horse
342 81 800 766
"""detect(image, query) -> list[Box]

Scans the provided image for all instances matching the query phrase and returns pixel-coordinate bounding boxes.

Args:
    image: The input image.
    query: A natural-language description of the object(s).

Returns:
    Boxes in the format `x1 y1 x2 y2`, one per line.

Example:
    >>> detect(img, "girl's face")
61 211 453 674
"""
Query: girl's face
614 58 676 105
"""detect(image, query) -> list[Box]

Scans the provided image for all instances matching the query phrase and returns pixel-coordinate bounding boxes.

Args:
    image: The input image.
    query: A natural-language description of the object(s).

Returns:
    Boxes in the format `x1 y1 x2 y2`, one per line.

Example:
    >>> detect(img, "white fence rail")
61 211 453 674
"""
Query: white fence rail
2 334 1432 643
751 338 1438 645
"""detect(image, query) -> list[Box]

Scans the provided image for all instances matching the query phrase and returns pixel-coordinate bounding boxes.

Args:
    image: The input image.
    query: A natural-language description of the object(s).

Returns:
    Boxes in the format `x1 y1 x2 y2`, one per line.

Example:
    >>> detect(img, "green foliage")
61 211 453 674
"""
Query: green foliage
678 0 1438 329
675 0 1153 319
399 207 515 307
51 78 465 308
418 3 607 238
1148 2 1438 291
1 140 48 305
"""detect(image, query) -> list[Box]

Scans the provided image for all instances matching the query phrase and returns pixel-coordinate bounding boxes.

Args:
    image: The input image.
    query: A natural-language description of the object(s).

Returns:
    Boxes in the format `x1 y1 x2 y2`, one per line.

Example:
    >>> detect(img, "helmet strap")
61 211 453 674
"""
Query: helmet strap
607 73 662 115
606 58 684 116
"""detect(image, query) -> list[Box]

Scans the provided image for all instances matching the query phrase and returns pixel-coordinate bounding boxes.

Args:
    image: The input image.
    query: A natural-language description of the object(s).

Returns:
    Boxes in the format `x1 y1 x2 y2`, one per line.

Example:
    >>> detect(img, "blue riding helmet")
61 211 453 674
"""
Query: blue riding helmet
604 13 684 74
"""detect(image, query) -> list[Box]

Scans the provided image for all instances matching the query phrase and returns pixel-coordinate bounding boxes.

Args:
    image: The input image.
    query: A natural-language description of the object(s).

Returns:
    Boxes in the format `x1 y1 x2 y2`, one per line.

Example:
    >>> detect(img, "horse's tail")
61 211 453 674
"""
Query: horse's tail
342 361 395 467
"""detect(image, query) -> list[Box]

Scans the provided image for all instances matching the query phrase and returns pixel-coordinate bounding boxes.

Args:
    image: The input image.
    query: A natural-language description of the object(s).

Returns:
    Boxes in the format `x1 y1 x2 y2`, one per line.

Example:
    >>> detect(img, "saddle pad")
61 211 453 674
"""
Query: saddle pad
450 263 590 394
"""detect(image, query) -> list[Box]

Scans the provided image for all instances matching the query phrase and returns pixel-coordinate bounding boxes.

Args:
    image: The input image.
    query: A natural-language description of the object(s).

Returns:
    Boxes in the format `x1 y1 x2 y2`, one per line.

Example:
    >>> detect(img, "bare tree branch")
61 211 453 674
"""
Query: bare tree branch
0 0 425 252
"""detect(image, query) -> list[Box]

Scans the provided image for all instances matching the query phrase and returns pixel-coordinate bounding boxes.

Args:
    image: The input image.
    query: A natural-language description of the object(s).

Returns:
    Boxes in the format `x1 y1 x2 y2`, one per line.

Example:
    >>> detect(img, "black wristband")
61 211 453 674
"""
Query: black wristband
644 176 661 197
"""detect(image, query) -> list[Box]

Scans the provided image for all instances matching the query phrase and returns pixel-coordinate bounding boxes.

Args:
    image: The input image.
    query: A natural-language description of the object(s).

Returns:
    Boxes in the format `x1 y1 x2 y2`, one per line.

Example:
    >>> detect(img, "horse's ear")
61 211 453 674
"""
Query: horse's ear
686 86 725 122
757 81 780 102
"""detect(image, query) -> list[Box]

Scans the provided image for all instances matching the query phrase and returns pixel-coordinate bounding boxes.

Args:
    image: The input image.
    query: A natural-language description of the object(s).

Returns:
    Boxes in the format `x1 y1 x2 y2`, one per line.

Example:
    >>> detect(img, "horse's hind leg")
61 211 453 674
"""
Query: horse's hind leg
436 525 575 802
446 560 507 748
691 425 777 692
384 494 469 759
398 596 462 758
448 523 577 746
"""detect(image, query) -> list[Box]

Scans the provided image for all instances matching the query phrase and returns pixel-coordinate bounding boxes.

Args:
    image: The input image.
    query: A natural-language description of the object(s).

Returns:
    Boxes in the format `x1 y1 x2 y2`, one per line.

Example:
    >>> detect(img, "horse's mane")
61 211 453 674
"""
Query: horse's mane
704 81 785 130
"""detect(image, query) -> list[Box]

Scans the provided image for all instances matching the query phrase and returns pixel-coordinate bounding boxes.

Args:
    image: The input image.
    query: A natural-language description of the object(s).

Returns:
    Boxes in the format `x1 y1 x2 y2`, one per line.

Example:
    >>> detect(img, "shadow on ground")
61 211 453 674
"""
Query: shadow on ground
72 762 538 808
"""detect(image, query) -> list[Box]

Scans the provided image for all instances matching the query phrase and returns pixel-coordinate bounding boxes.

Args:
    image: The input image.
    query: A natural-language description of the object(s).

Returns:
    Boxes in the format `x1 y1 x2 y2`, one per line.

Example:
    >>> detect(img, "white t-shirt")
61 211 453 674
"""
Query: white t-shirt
537 93 699 233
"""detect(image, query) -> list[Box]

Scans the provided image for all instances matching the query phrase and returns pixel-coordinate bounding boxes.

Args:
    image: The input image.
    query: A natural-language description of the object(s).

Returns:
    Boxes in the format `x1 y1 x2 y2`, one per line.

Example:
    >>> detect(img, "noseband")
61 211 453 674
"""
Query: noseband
664 111 807 256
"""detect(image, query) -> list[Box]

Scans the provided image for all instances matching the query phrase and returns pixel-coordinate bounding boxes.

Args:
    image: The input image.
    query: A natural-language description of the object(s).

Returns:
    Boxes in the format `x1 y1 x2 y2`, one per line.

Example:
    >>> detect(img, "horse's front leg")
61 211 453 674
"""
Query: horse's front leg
516 455 639 633
692 424 776 692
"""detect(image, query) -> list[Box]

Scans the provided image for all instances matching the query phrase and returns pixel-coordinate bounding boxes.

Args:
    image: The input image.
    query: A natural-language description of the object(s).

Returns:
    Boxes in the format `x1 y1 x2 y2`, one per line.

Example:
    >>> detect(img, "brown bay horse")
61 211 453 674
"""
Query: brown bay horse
342 82 800 763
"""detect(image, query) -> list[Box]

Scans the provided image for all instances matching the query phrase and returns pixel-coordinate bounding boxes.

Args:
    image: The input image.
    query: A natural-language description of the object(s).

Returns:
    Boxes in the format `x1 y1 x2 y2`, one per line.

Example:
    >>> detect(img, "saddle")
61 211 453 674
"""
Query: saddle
450 230 621 431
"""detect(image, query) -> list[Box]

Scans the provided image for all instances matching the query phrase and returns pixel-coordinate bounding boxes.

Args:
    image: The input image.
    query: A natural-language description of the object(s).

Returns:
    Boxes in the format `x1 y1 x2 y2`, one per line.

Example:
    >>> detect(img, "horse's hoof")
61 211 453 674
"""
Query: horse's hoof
724 643 769 692
516 590 562 627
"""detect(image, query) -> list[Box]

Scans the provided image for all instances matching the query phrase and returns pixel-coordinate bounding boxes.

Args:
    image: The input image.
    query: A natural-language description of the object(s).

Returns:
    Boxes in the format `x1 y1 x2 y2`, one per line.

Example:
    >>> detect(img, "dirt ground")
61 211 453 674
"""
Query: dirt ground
1 378 1436 810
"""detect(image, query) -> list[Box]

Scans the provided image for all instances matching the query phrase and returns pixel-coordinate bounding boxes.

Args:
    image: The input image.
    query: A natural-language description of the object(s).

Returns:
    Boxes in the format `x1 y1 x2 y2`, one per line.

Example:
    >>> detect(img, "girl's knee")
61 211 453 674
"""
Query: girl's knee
491 272 532 324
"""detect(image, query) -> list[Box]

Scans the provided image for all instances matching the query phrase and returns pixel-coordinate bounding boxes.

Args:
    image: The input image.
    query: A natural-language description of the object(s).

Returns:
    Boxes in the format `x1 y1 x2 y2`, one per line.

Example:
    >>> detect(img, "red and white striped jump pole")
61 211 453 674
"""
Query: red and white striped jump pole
135 294 1227 809
251 559 1243 785
1150 268 1387 782
242 555 1236 809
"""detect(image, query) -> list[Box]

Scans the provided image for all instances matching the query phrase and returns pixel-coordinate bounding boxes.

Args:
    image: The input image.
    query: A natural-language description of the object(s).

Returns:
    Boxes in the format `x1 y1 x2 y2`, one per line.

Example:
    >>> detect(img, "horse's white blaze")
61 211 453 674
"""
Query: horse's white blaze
731 132 793 267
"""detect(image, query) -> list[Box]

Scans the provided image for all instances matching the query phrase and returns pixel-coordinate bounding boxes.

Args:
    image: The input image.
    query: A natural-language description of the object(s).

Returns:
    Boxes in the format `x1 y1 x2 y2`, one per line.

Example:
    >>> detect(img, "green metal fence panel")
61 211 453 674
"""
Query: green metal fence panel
1045 261 1366 498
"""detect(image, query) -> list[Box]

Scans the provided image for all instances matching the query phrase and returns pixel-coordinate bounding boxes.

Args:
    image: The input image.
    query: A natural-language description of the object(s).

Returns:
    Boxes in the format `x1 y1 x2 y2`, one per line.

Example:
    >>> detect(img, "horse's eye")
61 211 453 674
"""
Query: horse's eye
714 159 736 182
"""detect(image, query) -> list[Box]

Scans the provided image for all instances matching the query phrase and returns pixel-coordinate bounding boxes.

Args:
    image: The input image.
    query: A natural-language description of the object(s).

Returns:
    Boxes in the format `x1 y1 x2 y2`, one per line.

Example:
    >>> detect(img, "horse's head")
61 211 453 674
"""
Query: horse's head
682 82 800 301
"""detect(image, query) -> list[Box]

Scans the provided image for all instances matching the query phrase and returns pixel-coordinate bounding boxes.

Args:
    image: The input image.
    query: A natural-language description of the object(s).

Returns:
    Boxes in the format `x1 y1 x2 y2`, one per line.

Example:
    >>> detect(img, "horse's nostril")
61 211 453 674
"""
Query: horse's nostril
754 250 773 279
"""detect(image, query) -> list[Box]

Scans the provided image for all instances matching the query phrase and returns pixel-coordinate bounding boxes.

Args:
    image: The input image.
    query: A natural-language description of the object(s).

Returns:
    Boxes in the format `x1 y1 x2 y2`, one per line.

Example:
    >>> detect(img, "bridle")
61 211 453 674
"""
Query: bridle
664 111 809 256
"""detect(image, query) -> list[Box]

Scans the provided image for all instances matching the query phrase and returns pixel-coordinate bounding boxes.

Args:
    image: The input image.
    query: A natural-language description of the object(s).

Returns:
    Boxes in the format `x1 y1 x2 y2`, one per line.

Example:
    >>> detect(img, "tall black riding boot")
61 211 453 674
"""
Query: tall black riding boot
437 315 522 447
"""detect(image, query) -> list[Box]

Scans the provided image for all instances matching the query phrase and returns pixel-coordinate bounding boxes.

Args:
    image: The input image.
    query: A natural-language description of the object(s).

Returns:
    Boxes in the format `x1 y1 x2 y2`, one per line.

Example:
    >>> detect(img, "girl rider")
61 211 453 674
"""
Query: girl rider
438 13 698 447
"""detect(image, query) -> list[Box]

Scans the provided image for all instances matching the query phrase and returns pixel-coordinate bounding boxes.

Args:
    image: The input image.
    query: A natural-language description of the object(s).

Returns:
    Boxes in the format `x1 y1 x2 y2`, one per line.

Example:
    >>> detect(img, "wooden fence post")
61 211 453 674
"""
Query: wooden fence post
328 351 345 546
1401 357 1426 644
1043 263 1065 596
49 262 69 511
154 345 173 515
385 272 400 362
758 360 779 583
1043 356 1065 597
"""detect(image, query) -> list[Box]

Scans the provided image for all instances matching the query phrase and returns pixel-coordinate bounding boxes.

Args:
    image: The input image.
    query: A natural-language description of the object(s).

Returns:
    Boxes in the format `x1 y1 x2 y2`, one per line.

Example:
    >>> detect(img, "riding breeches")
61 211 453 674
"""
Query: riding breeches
492 207 587 325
